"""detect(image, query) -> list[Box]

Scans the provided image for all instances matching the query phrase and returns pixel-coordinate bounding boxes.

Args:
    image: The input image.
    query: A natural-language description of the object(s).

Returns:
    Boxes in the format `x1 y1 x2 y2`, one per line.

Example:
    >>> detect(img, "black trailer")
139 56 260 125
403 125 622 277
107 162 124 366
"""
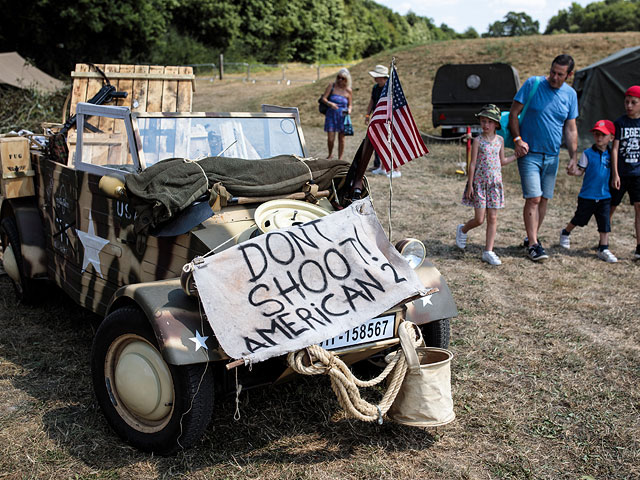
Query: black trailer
432 63 520 137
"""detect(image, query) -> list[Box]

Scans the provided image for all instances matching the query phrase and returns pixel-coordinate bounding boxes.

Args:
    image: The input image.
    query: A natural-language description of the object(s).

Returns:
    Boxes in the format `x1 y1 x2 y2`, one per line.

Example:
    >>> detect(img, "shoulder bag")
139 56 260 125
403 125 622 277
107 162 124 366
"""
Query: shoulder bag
318 84 334 115
498 76 541 149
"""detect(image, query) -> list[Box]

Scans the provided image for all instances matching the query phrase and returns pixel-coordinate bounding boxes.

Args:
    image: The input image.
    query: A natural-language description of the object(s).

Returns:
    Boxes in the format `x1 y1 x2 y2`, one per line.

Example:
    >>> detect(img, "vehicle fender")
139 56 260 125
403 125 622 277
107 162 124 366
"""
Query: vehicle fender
108 278 225 366
1 197 47 279
406 259 458 325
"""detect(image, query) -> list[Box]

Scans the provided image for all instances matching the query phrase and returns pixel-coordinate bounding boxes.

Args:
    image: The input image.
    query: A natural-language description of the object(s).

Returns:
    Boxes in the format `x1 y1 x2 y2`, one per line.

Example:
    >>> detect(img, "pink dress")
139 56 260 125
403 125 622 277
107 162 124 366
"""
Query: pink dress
462 135 504 209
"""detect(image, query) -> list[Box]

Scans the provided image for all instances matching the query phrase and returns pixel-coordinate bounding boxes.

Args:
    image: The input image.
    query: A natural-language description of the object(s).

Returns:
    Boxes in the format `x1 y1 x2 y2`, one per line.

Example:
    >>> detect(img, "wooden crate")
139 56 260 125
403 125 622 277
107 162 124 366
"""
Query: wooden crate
0 137 35 198
67 64 195 163
69 63 194 115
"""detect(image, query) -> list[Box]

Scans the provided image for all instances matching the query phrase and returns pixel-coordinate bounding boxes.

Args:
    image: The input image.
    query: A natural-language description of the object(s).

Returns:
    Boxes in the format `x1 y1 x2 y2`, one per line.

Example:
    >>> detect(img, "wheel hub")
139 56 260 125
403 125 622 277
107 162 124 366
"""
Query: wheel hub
108 337 174 429
2 245 21 284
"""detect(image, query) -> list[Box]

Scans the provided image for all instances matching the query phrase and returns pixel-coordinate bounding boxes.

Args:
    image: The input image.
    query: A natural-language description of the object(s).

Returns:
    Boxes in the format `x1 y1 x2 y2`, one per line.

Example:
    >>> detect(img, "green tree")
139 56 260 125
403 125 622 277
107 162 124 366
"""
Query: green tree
546 0 640 33
0 0 175 76
170 0 242 51
484 11 539 37
460 27 480 39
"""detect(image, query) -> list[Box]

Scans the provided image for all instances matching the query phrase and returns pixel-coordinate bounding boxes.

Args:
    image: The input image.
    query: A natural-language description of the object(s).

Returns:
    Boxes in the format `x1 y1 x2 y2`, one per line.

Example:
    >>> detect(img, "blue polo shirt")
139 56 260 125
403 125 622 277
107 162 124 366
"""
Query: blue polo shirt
577 145 611 200
515 76 578 156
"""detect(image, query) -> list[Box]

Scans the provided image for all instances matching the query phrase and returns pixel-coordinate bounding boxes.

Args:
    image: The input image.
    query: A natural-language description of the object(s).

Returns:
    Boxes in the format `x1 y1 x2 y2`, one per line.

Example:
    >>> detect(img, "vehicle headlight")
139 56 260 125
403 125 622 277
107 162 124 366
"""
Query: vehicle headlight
395 238 426 269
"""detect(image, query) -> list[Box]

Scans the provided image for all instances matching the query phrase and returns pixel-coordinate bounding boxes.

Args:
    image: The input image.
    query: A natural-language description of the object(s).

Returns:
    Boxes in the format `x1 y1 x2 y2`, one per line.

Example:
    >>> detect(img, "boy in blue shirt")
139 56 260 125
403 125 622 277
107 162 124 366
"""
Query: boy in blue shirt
610 85 640 259
559 119 617 262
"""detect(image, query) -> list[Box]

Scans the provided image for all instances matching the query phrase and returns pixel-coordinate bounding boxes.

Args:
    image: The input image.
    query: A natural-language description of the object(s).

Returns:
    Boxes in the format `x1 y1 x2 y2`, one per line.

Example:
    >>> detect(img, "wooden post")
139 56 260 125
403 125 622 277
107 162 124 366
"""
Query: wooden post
219 54 224 80
281 65 286 83
466 126 472 172
317 64 321 81
247 63 251 82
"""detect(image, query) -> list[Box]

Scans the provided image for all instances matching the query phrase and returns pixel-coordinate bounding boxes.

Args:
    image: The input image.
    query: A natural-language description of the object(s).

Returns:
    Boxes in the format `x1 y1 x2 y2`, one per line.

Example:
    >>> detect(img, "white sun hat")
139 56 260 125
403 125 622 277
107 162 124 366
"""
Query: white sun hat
369 64 389 78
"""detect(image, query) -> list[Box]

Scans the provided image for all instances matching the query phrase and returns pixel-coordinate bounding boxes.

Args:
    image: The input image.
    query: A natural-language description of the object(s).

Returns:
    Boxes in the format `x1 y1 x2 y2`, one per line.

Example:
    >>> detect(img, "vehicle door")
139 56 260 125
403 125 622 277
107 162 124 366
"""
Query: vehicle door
73 103 143 314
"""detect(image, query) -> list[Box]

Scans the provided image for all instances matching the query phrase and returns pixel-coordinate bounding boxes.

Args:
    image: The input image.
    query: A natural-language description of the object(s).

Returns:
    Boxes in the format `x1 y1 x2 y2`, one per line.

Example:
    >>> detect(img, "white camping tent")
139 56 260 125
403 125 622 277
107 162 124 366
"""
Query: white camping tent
0 52 65 93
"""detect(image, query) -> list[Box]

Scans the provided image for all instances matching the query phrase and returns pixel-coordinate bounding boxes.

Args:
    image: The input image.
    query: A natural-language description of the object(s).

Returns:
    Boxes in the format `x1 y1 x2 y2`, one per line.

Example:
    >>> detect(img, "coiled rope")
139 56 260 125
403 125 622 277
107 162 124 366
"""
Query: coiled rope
287 321 420 423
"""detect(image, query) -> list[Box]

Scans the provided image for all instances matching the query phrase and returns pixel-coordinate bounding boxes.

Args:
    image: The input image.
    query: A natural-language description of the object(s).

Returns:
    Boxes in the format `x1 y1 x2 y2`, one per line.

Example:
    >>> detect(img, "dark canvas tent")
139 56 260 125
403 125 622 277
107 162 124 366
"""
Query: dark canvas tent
573 46 640 150
0 52 64 93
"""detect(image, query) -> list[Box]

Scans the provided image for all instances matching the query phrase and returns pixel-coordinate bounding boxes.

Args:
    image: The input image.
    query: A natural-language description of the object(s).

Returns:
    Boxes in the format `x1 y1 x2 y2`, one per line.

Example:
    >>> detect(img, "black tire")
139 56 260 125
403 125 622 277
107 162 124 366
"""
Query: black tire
420 318 450 349
91 306 214 455
0 216 35 302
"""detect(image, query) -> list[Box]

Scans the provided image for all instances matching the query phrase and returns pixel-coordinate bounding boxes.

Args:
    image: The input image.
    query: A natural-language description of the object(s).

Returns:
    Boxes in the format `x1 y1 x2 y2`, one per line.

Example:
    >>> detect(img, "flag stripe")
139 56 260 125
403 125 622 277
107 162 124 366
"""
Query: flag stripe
398 109 420 154
404 106 426 155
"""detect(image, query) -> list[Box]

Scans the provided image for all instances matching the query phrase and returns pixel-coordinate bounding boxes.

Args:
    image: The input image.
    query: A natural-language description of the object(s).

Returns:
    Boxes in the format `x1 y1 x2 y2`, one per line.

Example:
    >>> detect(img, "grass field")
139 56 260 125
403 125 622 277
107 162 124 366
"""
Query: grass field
1 32 639 479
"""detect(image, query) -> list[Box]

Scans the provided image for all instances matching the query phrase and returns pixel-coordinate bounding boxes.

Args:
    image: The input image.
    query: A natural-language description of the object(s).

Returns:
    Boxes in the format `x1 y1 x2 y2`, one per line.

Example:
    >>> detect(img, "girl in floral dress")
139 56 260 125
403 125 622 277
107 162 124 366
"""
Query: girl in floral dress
455 104 515 265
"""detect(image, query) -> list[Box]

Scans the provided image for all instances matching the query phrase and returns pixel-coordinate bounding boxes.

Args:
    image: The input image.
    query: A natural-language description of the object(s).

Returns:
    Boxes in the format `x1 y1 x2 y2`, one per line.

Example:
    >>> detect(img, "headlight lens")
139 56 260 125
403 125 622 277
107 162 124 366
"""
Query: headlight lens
395 238 426 269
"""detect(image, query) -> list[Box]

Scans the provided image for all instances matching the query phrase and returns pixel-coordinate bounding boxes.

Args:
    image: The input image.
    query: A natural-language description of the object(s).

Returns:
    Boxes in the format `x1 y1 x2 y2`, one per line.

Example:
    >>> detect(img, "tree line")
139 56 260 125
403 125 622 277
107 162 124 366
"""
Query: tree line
0 0 637 78
0 0 465 77
482 1 640 37
545 0 640 34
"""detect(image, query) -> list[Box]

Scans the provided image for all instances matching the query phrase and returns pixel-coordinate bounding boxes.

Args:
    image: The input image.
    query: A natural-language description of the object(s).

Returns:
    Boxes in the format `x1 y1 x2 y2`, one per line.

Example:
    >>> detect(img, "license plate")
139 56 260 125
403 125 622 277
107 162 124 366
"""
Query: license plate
318 315 395 351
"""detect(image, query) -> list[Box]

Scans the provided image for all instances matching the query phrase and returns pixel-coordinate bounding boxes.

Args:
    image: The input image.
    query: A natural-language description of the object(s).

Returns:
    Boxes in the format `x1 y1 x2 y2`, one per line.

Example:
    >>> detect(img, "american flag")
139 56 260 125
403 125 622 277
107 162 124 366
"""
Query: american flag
367 66 428 171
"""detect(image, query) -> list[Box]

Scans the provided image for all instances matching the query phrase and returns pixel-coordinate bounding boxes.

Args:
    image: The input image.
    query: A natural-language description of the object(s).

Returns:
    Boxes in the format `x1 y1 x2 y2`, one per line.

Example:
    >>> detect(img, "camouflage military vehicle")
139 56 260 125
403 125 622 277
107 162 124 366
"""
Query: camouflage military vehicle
0 102 457 454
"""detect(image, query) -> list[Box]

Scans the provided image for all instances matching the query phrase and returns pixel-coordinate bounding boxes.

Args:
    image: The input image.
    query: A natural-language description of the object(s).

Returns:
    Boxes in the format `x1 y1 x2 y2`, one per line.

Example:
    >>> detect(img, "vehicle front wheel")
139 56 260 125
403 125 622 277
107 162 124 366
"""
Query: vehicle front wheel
420 318 450 349
91 306 214 455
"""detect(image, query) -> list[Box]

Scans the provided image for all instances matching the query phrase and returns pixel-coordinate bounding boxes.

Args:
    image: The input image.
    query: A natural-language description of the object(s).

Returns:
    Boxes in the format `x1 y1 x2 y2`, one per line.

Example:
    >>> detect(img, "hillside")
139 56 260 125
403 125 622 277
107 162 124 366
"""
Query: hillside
195 32 640 134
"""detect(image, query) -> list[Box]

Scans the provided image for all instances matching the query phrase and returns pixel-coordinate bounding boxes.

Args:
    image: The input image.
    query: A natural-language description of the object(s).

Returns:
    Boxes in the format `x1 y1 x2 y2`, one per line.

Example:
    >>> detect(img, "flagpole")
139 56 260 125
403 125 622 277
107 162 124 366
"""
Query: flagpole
386 58 396 240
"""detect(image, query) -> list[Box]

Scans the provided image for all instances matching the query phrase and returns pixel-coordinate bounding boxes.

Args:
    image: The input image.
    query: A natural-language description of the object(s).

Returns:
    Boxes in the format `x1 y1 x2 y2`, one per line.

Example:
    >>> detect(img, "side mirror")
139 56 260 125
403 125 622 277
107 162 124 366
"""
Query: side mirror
98 175 127 199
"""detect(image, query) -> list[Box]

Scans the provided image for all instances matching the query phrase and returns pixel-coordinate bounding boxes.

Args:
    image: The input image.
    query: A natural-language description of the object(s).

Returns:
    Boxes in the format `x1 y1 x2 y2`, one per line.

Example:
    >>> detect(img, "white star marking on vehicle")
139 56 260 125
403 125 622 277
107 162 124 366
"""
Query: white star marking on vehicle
76 212 109 278
420 294 434 307
189 330 209 351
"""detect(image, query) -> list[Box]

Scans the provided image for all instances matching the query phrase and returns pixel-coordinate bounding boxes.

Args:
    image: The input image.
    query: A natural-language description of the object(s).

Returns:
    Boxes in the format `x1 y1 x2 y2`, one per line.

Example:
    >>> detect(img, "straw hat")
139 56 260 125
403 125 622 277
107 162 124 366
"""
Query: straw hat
369 65 389 78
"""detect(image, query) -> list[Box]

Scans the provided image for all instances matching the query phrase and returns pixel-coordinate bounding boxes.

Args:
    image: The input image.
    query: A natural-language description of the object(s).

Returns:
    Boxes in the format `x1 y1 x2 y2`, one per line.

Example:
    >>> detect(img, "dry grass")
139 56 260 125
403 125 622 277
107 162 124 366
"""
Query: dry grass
193 31 640 135
1 32 640 479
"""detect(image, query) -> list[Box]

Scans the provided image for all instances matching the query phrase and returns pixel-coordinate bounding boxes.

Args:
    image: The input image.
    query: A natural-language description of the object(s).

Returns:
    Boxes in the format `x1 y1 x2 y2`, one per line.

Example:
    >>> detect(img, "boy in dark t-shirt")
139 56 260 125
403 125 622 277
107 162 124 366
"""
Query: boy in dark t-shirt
560 120 617 262
610 85 640 259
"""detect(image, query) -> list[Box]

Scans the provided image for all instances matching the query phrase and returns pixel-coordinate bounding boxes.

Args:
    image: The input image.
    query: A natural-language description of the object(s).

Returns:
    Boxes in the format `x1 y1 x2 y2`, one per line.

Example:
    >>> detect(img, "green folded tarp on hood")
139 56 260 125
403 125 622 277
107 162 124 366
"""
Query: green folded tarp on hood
125 155 349 233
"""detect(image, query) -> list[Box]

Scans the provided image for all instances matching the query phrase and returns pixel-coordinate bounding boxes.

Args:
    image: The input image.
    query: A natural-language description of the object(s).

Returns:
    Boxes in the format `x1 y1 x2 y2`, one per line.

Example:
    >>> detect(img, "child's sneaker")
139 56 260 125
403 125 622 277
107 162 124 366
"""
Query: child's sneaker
482 250 502 265
559 232 570 249
370 167 386 175
387 170 402 178
597 249 617 263
527 243 548 261
635 245 640 260
455 224 467 249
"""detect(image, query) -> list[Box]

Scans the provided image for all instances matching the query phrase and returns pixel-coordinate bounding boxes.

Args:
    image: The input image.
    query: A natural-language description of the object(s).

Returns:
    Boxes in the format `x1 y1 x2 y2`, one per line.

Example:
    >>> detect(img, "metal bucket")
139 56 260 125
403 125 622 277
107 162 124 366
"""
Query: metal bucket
388 323 455 427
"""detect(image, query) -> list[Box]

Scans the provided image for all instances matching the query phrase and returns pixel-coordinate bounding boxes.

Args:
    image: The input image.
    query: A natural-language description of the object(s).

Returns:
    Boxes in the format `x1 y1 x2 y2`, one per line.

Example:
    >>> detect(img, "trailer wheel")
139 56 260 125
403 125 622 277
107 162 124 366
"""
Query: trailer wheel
0 216 35 302
420 318 450 349
91 306 214 455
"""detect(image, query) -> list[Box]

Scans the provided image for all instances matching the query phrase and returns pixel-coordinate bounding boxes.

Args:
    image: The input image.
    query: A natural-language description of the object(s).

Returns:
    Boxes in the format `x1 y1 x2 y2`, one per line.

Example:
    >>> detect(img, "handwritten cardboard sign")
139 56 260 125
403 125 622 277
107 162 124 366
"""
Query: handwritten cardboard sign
192 198 426 363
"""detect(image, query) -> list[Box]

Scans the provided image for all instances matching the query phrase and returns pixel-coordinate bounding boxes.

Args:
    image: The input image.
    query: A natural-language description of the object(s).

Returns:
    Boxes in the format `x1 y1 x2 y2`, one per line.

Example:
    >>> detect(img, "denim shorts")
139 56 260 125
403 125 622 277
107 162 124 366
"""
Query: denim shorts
517 152 560 199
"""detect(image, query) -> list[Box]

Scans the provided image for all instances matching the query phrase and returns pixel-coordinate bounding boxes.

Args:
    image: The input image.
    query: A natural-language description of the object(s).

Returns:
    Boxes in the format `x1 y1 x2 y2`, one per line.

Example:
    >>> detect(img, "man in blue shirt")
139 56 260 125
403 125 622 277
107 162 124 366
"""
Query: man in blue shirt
508 54 579 261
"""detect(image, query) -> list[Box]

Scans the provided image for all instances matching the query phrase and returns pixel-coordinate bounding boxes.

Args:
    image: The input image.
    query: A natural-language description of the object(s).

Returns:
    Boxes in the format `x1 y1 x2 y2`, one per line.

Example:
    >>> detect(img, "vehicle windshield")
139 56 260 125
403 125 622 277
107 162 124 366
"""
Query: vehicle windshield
135 115 305 167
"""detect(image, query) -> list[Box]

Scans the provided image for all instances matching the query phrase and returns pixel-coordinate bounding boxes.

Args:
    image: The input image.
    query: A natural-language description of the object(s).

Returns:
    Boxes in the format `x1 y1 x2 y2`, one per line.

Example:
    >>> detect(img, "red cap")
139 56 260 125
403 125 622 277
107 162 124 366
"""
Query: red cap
591 119 615 135
625 85 640 98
